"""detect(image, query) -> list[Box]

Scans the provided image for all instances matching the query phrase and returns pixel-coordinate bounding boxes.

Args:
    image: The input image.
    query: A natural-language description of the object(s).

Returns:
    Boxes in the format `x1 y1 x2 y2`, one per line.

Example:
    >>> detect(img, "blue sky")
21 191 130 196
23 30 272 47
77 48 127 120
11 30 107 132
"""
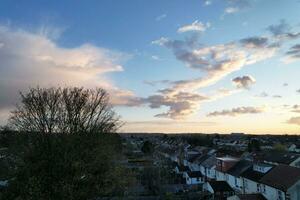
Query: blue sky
1 0 300 134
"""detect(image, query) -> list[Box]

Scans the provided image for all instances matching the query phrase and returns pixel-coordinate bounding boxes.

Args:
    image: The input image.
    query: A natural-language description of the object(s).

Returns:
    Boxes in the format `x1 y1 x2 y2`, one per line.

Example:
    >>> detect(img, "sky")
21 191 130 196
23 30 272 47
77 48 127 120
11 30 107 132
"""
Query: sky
0 0 300 134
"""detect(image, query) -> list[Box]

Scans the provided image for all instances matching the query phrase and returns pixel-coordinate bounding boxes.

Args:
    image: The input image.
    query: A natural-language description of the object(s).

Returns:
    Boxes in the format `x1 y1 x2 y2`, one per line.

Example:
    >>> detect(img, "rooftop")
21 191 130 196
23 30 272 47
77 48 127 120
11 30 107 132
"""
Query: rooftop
260 164 300 191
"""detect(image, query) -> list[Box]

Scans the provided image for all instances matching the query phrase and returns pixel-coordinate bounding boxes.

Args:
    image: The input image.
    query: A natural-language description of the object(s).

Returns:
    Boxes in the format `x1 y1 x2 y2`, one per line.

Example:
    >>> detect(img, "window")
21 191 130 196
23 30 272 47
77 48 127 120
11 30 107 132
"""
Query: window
257 183 260 192
244 180 248 189
278 190 284 200
262 185 266 193
235 178 238 187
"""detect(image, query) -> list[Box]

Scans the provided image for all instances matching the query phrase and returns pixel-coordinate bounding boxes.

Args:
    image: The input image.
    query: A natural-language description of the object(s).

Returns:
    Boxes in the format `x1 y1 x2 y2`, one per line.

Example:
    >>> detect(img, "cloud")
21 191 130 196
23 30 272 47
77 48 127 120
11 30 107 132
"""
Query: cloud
151 55 160 60
232 75 256 89
240 36 269 49
177 21 210 33
156 14 167 21
258 92 269 98
143 80 171 87
291 105 300 113
283 83 288 87
207 106 265 117
297 89 300 94
153 35 276 93
272 95 282 98
287 116 300 126
256 92 282 99
0 25 138 120
283 44 300 62
141 92 209 119
267 20 291 36
148 33 278 119
223 0 251 15
267 20 300 43
225 7 239 14
203 0 212 6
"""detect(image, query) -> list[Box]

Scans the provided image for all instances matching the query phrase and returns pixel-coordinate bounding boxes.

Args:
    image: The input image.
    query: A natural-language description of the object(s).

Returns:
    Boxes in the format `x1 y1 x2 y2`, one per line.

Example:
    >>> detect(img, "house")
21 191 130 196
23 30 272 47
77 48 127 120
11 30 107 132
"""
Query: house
200 155 217 180
261 151 300 168
175 163 190 174
216 156 239 181
227 194 267 200
240 163 273 194
259 164 300 200
288 144 300 153
226 160 252 193
183 171 204 185
204 181 235 199
188 154 211 172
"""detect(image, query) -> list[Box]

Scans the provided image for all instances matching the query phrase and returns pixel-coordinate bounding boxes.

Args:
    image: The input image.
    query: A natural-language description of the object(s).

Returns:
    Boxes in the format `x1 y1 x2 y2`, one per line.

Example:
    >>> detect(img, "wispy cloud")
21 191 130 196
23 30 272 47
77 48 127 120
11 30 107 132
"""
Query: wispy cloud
156 14 167 21
207 106 265 117
177 20 210 33
287 116 300 126
267 19 291 36
284 44 300 63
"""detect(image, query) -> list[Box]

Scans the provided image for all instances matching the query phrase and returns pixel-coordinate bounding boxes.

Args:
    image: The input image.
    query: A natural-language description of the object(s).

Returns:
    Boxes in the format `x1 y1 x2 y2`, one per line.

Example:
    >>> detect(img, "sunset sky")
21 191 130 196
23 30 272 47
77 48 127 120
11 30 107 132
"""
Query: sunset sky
0 0 300 134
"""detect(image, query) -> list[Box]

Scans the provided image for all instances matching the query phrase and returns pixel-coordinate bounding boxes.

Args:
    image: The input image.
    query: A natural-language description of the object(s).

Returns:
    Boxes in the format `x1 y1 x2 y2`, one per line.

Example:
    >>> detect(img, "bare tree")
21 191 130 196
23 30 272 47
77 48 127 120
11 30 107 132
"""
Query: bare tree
9 87 120 134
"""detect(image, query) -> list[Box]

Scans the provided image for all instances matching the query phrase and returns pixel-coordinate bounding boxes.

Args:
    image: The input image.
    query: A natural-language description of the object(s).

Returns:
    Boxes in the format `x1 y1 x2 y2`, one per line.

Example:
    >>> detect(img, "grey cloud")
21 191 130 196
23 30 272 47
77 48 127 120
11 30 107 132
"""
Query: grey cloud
272 95 282 98
283 83 288 87
287 116 300 126
143 80 171 87
258 92 269 97
297 89 300 94
292 105 300 113
240 37 269 49
207 106 264 117
285 44 300 62
232 75 256 89
267 19 291 36
141 92 209 119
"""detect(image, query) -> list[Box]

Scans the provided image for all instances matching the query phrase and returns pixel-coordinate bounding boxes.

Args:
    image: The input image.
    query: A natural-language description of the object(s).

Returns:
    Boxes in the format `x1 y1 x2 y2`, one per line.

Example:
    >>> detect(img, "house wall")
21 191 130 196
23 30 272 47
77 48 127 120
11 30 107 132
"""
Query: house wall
203 182 214 193
243 178 259 194
189 163 200 171
186 177 203 185
287 180 300 200
290 157 300 168
216 170 226 181
260 184 285 200
227 174 242 193
206 167 216 179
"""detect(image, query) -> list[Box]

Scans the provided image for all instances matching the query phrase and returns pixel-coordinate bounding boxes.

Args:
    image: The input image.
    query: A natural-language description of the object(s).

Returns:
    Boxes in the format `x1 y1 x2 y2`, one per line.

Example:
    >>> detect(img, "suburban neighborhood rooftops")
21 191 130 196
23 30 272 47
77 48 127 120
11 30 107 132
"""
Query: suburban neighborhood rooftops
194 154 211 165
227 160 252 177
216 156 239 162
240 167 266 182
261 151 300 165
201 155 217 168
208 181 234 192
260 164 300 191
187 171 203 178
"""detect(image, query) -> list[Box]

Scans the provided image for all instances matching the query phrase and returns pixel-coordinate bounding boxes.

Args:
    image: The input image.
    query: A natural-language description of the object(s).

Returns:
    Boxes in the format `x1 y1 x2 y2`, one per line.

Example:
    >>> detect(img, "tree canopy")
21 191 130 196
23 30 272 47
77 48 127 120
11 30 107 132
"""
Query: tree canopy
1 87 134 200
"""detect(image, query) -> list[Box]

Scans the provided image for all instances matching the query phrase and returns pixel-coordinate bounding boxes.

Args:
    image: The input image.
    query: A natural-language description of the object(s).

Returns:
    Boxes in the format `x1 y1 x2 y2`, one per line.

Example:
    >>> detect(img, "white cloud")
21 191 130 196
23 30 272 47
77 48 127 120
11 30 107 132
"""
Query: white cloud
0 25 138 122
225 7 239 14
156 14 167 21
177 20 210 33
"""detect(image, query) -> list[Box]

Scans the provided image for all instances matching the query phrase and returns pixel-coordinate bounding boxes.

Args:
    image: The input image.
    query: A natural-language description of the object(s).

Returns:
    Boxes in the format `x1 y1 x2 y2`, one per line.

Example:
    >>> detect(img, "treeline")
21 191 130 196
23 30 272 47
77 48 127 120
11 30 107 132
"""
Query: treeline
0 87 134 200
